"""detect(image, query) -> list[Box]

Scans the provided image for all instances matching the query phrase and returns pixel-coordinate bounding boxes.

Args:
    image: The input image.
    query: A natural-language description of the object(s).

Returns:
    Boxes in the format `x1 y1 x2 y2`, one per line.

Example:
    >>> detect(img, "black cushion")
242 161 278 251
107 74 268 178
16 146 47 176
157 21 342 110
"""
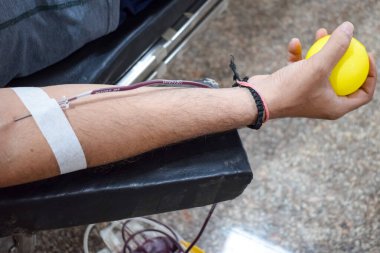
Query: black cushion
0 131 252 236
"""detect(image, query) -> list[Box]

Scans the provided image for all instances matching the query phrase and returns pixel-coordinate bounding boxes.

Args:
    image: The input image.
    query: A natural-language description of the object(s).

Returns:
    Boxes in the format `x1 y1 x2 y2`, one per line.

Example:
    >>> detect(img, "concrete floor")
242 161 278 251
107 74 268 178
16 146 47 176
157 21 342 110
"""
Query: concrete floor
34 0 380 252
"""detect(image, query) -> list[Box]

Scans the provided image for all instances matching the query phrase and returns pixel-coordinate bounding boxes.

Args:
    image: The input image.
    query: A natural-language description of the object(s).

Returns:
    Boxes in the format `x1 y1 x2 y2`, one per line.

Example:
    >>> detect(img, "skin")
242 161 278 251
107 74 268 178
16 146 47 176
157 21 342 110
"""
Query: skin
0 86 257 186
0 22 377 187
252 22 376 120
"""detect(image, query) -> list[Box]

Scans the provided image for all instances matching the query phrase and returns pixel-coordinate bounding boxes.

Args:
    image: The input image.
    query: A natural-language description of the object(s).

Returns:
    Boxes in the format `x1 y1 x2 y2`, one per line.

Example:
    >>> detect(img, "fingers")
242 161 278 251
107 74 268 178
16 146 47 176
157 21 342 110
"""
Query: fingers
287 28 327 64
287 38 302 63
340 54 377 111
347 54 377 97
315 28 328 40
367 53 377 78
313 22 354 73
342 78 376 113
358 54 377 98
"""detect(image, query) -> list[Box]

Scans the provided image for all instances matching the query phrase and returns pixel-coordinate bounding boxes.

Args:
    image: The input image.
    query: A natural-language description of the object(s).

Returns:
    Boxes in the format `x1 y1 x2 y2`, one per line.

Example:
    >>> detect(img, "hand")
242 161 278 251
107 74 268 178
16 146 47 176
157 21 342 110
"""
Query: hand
249 21 377 120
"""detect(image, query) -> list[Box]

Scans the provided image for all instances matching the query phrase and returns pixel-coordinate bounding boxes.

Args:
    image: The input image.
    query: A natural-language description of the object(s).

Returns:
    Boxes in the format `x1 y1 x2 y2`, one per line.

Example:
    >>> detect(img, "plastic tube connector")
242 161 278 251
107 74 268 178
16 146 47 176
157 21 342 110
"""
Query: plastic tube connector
58 96 70 110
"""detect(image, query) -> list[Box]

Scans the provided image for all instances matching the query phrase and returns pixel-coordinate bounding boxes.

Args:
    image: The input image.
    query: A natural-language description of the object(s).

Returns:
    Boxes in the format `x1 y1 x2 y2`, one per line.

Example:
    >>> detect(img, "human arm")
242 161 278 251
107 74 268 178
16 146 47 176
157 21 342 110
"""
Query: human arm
0 22 376 188
0 85 257 187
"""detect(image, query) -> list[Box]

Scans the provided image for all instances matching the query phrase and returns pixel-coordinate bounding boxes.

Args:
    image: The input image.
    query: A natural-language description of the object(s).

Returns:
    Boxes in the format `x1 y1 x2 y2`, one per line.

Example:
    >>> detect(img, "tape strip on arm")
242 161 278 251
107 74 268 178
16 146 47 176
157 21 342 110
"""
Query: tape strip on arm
12 87 87 174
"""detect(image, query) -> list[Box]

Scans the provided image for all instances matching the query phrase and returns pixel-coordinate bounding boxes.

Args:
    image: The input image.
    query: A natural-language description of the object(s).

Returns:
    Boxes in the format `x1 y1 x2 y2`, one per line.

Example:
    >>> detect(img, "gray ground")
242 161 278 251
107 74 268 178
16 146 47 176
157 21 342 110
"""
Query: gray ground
34 0 380 252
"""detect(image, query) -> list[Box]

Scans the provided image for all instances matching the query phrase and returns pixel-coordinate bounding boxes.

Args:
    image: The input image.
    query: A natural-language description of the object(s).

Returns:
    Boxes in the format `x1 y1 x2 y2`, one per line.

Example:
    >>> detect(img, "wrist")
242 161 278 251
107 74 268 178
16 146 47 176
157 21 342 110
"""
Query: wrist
247 77 282 119
235 82 269 129
232 87 259 126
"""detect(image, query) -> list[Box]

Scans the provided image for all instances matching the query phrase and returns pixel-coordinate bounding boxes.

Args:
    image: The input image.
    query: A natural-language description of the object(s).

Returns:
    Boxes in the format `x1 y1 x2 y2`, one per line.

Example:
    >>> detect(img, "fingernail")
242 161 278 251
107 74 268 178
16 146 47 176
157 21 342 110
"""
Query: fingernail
340 21 354 37
289 38 297 45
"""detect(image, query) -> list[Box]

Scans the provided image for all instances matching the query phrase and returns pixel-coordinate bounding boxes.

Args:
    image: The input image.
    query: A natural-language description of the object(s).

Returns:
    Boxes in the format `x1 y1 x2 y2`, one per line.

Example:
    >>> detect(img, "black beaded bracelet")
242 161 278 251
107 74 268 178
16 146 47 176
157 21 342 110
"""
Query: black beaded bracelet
233 81 266 129
239 84 266 130
229 55 266 130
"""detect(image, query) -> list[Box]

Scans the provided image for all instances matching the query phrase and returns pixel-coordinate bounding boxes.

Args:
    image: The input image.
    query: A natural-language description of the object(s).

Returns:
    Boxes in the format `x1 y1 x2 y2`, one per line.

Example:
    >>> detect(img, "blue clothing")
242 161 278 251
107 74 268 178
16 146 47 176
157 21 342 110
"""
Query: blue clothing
0 0 120 86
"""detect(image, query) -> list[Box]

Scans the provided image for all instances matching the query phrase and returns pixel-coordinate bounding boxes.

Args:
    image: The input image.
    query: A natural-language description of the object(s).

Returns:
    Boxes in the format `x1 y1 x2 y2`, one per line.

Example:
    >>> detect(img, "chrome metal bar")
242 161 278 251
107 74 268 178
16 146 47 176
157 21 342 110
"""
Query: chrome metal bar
151 0 228 80
117 0 227 86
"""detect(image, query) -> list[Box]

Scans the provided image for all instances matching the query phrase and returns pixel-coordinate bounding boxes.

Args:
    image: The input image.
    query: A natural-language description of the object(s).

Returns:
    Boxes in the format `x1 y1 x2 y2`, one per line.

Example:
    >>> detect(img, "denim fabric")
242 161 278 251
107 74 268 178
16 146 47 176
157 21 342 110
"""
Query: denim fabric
0 0 120 87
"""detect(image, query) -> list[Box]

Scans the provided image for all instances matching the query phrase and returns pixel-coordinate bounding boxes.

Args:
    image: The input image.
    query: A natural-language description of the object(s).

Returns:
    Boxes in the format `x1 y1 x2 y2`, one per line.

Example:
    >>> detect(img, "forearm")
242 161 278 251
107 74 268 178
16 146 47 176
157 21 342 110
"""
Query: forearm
0 84 257 187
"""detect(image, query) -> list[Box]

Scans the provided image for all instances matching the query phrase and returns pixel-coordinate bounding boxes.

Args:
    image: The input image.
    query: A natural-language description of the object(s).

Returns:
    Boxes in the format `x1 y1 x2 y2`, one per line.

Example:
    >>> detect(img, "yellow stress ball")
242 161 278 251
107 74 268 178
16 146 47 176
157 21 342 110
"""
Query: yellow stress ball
306 35 369 96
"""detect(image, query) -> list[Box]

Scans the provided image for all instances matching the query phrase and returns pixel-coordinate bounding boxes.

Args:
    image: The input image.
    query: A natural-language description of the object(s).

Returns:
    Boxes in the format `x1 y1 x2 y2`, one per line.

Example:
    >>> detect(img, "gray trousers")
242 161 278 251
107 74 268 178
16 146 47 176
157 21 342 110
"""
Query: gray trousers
0 0 120 87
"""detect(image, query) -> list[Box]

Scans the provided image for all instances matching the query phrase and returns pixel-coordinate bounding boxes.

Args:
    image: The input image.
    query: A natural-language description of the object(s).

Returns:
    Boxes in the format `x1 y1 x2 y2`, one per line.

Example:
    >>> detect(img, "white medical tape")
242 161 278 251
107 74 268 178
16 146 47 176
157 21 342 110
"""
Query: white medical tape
12 87 87 174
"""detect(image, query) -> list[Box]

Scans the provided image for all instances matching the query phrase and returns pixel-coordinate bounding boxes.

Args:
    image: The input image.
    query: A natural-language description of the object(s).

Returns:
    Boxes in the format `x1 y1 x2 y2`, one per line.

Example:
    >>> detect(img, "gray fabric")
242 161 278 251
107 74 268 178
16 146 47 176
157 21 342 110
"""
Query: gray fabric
0 0 120 87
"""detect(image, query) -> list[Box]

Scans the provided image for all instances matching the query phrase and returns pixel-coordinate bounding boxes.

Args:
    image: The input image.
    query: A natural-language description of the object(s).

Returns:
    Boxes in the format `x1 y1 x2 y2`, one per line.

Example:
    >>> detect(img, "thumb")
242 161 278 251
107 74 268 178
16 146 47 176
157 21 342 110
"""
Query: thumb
313 21 354 73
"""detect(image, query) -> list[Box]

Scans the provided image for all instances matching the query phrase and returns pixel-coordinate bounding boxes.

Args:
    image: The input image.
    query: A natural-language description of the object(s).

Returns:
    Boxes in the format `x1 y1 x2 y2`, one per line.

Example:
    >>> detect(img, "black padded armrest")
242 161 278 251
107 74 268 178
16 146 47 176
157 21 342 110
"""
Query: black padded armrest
0 130 252 236
0 0 251 238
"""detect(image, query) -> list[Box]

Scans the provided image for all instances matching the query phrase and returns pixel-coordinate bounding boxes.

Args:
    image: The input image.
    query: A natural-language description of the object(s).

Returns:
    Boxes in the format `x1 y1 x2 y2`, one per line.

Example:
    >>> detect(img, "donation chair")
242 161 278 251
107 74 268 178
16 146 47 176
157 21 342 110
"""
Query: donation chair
0 0 253 252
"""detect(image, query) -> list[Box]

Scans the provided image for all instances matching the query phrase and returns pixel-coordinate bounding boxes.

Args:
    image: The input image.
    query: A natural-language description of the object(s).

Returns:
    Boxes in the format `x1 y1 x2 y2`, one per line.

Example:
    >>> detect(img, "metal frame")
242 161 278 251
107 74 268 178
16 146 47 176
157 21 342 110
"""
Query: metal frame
117 0 228 85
